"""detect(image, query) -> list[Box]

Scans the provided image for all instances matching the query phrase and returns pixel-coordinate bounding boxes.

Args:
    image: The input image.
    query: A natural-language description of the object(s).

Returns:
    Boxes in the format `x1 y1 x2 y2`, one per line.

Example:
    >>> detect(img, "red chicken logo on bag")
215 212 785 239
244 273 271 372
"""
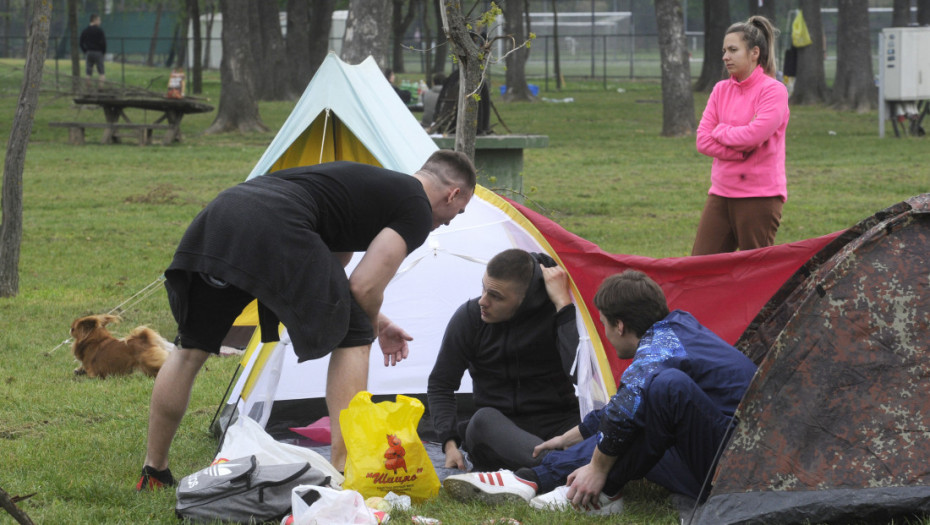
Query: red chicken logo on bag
383 434 407 474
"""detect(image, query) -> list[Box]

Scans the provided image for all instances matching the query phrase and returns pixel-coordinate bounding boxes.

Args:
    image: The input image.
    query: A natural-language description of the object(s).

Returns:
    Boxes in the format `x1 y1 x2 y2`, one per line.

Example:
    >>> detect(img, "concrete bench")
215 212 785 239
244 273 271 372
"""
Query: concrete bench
49 121 173 146
432 135 549 202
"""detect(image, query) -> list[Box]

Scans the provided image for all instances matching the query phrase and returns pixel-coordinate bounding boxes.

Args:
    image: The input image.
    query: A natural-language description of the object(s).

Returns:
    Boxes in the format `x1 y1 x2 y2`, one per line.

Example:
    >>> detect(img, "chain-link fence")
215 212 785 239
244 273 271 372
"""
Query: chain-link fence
399 29 880 89
2 23 887 92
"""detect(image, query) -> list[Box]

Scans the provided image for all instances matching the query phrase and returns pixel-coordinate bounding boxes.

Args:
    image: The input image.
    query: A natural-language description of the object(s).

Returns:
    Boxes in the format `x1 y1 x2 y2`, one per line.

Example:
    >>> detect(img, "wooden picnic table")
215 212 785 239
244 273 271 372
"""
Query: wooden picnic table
55 94 214 146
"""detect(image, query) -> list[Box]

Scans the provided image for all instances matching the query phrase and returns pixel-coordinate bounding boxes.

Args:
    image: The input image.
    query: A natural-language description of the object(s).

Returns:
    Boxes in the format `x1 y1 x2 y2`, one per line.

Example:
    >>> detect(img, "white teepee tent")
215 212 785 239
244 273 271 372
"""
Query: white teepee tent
219 54 613 438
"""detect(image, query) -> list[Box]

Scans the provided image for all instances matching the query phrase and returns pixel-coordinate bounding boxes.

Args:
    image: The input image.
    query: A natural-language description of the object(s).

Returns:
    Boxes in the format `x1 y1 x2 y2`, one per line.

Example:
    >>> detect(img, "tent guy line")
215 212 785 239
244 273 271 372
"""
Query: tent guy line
48 275 166 354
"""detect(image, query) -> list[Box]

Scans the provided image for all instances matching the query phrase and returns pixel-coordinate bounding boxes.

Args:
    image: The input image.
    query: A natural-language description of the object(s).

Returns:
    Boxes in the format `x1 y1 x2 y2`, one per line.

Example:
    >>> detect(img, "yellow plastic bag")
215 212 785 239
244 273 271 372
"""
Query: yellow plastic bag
341 392 440 502
792 11 813 48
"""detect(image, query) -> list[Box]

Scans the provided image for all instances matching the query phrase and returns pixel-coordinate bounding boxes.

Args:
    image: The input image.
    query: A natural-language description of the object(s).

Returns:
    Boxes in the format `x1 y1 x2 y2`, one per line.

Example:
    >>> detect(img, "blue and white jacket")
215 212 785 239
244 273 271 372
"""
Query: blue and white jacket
580 310 757 457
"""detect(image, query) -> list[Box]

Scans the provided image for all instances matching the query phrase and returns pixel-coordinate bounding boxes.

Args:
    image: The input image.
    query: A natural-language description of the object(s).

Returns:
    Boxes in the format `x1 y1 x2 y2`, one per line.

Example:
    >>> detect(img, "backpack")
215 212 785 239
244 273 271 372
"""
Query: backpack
175 455 330 523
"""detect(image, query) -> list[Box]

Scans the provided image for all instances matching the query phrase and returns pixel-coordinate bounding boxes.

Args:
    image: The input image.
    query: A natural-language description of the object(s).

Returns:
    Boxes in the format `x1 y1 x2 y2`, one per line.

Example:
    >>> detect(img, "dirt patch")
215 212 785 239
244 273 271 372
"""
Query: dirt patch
125 183 181 204
0 421 47 440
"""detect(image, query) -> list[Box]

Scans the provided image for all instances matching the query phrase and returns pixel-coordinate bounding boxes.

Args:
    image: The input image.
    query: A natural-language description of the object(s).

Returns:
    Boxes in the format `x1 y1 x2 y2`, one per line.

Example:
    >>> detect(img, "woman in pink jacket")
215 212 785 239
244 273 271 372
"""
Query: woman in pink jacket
693 16 789 255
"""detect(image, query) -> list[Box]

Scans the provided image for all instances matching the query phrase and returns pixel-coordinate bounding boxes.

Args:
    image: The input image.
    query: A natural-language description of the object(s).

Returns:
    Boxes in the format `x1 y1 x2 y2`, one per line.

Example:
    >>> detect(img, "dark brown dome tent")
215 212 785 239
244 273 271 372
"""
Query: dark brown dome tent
693 194 930 525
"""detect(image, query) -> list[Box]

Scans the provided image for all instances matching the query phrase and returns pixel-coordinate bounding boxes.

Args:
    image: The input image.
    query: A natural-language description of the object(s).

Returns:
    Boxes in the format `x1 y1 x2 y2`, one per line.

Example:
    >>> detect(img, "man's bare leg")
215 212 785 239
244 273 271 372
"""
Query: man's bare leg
326 344 371 472
143 346 210 470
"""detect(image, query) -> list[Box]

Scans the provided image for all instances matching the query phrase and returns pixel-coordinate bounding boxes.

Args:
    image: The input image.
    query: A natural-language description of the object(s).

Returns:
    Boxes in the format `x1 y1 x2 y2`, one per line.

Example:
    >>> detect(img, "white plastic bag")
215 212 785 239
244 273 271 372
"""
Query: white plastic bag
217 416 345 487
290 485 378 525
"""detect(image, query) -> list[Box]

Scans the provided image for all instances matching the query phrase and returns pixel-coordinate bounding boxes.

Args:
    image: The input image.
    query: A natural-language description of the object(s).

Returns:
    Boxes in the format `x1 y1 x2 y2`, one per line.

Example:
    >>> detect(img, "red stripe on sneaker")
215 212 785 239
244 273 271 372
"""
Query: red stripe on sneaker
495 472 504 486
514 477 538 491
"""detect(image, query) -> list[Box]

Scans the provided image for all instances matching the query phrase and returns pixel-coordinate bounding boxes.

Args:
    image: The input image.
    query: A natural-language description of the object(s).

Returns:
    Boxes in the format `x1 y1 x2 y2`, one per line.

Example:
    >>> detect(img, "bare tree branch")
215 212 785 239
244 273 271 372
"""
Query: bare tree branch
0 486 36 525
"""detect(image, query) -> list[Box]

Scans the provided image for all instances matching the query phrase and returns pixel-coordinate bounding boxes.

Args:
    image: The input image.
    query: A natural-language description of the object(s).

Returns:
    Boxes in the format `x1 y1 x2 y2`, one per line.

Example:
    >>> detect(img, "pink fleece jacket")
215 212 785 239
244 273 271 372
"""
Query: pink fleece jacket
696 65 790 201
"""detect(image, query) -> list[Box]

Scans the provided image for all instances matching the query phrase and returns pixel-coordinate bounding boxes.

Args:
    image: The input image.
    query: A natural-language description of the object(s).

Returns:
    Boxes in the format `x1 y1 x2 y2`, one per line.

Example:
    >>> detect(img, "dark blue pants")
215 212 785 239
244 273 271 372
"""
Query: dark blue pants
531 368 733 500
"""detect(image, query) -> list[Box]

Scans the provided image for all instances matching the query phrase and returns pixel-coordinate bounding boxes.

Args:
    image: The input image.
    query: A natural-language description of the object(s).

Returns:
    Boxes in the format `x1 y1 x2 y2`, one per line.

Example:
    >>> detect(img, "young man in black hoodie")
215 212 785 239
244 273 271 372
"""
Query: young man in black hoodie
427 249 580 472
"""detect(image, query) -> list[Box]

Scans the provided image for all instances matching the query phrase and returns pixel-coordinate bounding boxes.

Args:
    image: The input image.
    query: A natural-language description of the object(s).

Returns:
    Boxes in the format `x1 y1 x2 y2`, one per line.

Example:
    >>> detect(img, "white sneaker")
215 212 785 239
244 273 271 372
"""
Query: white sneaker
443 470 537 504
529 485 624 515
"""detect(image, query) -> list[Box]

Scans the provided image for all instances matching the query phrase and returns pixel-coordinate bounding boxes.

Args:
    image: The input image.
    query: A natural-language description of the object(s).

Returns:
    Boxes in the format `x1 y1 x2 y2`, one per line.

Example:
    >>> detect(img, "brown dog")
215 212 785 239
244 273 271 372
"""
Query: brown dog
70 314 173 378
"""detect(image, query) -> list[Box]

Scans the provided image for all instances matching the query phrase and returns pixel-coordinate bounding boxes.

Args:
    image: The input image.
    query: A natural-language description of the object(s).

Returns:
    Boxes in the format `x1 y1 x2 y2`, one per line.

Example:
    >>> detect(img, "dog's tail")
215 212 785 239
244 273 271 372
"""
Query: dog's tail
128 327 170 377
98 314 122 326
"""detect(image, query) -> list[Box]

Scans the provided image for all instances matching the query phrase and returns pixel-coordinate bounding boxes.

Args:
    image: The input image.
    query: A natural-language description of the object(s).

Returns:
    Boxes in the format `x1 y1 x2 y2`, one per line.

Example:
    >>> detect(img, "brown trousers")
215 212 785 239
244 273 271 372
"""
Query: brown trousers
691 194 784 255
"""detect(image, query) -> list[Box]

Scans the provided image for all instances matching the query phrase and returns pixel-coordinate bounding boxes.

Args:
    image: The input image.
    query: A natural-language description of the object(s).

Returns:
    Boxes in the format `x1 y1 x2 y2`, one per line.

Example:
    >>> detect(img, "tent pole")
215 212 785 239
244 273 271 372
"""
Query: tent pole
684 414 741 525
209 363 242 431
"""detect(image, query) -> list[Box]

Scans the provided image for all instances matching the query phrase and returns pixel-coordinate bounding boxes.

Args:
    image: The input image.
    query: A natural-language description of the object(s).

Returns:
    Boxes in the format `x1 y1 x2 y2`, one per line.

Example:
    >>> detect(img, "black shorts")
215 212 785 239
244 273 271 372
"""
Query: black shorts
85 51 105 75
167 272 374 355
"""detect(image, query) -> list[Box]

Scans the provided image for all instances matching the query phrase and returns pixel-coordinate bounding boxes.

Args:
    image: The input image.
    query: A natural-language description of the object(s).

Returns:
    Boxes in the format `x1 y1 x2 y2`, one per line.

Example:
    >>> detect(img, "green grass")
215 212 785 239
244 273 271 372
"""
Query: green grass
1 58 928 524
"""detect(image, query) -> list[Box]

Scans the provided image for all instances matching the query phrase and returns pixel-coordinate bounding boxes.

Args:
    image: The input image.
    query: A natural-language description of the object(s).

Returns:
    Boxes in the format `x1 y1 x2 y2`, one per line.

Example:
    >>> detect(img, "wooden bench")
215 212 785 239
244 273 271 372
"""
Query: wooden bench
49 121 173 146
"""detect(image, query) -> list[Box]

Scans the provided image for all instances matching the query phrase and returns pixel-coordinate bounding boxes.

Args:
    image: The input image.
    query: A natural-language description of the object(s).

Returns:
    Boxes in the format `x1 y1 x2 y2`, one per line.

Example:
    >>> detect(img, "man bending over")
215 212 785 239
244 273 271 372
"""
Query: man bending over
137 151 476 490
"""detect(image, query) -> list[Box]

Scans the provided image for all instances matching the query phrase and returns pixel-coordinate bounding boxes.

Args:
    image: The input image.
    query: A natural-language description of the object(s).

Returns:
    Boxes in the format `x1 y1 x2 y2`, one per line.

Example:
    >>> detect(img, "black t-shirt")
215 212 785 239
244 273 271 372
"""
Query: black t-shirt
80 25 106 53
268 161 432 254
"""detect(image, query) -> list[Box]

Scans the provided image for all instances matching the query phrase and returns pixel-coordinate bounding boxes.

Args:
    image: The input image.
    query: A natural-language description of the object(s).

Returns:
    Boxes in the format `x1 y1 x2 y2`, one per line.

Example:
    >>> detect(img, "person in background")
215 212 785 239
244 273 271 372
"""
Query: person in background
79 14 107 89
421 72 447 128
384 68 412 104
692 16 789 255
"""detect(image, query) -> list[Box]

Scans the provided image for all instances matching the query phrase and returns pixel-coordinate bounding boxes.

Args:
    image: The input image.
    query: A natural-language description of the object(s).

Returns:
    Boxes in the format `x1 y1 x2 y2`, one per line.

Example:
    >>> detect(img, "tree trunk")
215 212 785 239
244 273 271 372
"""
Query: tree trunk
748 0 776 22
391 0 404 72
286 0 312 95
432 3 447 75
188 0 203 93
440 0 483 161
67 0 79 91
391 0 419 73
791 0 829 105
1 0 9 57
552 0 561 90
502 0 531 101
422 0 433 82
246 2 263 94
919 0 930 26
308 0 336 80
892 0 912 26
694 0 728 92
654 0 695 137
204 0 268 134
174 12 190 68
1 0 51 298
146 3 163 67
832 0 875 112
23 1 31 43
252 0 295 101
342 0 391 68
203 0 215 69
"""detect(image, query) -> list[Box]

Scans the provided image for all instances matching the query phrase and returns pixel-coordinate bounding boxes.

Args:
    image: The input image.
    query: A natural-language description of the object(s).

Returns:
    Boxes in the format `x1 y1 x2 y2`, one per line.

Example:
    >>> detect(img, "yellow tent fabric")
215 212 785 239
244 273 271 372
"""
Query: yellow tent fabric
269 112 381 172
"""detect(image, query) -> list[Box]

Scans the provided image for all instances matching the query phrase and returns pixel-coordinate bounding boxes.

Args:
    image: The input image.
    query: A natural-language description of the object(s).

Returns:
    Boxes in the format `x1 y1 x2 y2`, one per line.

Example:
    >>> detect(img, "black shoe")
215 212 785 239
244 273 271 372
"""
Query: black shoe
136 465 175 491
